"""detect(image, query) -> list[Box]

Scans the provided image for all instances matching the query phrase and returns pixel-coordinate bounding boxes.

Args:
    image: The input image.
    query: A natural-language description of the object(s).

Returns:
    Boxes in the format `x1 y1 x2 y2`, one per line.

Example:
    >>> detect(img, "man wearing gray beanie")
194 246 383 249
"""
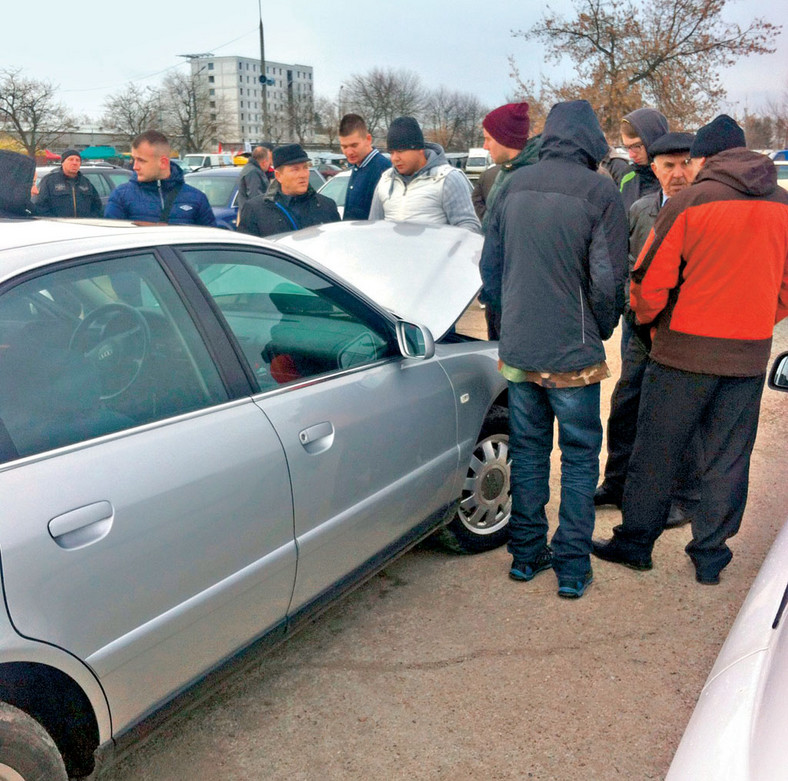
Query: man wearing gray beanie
593 115 788 586
369 116 480 232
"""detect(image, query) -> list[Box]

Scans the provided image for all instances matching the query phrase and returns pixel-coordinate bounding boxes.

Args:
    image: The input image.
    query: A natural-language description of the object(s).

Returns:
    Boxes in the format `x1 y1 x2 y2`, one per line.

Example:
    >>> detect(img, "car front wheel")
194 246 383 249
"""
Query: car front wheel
0 702 67 781
440 406 511 553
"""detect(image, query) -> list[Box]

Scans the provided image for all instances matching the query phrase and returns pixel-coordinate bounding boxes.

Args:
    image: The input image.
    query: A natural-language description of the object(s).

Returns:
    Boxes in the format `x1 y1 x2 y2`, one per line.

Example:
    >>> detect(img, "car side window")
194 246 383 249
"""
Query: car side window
181 248 395 390
83 172 110 198
0 253 228 464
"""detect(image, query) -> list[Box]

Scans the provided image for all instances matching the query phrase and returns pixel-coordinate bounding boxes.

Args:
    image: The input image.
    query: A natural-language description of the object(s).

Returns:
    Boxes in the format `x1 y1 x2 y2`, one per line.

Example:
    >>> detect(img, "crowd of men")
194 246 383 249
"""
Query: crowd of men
1 100 787 601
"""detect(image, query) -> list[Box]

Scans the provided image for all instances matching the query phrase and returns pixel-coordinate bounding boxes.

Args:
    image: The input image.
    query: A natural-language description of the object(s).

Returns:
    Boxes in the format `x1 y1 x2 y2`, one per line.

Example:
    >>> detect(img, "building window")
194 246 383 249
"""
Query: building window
209 89 215 95
210 101 215 108
238 62 243 70
209 75 214 83
208 62 214 70
239 76 243 83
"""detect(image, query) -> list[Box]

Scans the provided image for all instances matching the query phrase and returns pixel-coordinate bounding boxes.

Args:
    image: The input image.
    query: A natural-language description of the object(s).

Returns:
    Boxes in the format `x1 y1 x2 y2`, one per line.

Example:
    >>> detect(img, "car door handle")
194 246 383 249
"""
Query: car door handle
298 422 334 454
48 501 114 550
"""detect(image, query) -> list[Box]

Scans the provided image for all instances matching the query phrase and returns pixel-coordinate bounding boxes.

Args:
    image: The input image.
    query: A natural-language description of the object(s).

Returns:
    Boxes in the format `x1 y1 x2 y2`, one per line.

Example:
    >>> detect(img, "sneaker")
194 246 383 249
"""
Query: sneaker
557 569 593 599
509 546 553 582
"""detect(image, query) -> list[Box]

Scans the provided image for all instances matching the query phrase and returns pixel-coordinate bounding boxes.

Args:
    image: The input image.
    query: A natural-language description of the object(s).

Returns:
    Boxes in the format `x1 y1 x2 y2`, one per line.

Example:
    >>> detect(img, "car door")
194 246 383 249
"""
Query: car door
0 250 296 731
180 246 460 610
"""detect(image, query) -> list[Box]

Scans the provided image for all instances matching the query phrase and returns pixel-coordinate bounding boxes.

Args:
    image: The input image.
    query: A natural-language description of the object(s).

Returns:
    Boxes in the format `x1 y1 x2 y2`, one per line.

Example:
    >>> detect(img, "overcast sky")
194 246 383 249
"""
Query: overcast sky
6 0 787 124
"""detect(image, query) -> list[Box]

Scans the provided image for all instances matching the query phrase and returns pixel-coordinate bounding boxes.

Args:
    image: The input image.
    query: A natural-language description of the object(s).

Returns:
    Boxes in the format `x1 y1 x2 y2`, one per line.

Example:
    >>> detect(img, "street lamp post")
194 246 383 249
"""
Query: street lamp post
258 0 274 141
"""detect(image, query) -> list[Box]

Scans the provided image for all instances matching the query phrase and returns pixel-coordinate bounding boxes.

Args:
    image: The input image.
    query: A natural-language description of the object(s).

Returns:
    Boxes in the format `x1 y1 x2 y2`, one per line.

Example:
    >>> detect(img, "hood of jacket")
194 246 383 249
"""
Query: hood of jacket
695 148 778 197
623 108 669 152
390 142 449 184
130 161 185 192
0 150 34 217
502 134 542 173
539 100 609 168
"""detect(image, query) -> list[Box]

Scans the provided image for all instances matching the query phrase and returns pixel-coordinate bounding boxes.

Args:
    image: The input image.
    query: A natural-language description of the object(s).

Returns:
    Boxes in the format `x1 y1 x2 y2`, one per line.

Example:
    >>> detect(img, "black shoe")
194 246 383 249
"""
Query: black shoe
665 502 693 529
591 537 653 571
557 569 593 599
593 484 622 508
695 570 720 585
509 546 553 582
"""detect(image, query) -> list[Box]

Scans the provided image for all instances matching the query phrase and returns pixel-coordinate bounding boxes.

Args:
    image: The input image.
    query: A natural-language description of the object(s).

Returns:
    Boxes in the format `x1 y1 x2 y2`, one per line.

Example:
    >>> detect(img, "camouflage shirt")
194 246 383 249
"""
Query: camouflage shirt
499 360 610 388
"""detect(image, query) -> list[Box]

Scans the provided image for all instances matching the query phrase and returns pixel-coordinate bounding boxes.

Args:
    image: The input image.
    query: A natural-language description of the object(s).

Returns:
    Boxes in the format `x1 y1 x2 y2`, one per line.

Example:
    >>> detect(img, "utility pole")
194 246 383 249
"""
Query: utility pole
258 0 273 141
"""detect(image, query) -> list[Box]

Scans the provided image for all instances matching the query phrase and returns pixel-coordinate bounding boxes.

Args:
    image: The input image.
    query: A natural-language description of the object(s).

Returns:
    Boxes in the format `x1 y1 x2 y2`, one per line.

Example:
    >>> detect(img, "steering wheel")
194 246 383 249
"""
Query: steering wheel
69 303 150 399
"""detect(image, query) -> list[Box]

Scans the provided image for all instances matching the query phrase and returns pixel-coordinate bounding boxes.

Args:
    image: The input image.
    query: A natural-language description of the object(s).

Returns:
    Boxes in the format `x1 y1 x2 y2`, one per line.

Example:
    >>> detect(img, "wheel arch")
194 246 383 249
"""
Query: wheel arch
0 661 102 778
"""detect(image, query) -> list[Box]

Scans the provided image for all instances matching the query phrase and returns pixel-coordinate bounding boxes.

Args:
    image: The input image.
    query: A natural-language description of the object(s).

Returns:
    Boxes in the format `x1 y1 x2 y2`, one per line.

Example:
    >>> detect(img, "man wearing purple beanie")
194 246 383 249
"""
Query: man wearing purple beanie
477 102 543 338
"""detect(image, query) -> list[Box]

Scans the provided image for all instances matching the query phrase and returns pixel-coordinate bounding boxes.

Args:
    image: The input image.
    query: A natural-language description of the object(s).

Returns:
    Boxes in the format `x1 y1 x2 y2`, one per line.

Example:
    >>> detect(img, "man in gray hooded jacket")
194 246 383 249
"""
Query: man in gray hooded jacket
481 100 628 599
369 116 480 233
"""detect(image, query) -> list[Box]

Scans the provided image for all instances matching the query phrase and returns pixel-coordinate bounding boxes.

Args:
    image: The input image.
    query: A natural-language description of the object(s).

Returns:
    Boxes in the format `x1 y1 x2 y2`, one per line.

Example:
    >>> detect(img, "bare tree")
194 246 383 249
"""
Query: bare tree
286 83 314 144
423 87 488 151
513 0 781 134
0 68 77 156
507 57 550 135
314 95 341 148
342 68 426 138
159 70 227 153
102 83 163 145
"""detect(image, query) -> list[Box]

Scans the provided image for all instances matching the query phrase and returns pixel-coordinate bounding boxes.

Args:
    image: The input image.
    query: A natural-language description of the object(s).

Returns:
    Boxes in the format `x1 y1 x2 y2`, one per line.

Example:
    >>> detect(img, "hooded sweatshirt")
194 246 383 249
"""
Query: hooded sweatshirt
480 100 628 373
631 148 788 376
369 142 480 232
619 107 669 211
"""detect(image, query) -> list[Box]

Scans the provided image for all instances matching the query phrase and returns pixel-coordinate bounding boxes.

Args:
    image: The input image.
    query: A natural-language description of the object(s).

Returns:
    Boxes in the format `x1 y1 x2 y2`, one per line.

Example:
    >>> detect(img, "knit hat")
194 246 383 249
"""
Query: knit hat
387 117 424 151
61 148 81 163
648 132 695 158
482 102 530 149
273 143 310 168
690 115 746 158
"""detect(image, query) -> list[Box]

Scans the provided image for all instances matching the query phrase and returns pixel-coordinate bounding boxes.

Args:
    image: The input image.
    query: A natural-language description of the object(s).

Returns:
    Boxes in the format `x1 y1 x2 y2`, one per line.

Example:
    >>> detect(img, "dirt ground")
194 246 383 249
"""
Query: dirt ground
95 306 788 781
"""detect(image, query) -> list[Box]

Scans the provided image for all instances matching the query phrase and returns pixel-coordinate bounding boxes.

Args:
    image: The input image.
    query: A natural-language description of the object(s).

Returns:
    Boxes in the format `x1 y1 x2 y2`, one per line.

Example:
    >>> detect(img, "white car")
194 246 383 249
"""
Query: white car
317 169 351 218
667 352 788 779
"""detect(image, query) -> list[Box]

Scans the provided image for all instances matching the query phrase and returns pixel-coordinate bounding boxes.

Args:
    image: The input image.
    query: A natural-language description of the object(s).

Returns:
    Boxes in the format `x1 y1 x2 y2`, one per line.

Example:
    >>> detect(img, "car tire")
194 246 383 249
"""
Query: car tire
439 406 511 553
0 702 67 781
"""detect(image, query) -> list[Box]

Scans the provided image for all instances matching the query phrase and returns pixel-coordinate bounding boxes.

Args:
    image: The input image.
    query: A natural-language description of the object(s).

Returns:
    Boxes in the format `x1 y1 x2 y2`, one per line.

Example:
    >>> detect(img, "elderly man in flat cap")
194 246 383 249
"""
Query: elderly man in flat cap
593 116 788 586
239 143 340 237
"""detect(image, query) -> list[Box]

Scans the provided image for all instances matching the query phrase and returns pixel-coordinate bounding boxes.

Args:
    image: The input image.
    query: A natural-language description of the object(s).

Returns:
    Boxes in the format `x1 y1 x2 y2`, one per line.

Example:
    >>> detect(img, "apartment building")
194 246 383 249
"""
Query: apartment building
190 55 314 146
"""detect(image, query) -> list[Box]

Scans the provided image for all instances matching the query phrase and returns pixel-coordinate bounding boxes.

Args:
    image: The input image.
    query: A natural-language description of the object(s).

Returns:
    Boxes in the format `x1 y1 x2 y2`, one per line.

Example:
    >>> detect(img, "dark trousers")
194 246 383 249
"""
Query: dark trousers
615 361 765 577
602 330 701 507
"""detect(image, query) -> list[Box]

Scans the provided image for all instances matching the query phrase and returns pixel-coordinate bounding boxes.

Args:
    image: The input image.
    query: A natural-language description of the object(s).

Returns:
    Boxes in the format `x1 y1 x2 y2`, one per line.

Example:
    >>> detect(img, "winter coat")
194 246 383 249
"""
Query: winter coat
344 149 391 221
237 181 340 238
632 148 788 376
369 143 480 232
481 134 542 232
35 169 103 218
104 163 216 226
237 158 272 215
480 100 629 373
0 150 35 219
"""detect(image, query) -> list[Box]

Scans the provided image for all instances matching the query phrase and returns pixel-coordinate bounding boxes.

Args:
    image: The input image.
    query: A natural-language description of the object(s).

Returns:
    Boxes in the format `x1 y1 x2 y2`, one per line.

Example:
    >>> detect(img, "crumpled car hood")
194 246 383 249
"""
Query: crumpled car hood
272 220 483 340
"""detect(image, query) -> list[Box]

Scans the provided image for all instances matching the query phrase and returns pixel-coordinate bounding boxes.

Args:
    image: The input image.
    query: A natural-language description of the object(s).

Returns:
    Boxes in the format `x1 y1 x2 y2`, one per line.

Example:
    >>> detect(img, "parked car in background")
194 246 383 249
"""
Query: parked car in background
314 163 344 179
770 149 788 162
667 352 788 779
186 167 327 229
317 169 351 218
465 148 493 180
775 160 788 190
0 219 510 779
34 164 133 208
180 152 234 171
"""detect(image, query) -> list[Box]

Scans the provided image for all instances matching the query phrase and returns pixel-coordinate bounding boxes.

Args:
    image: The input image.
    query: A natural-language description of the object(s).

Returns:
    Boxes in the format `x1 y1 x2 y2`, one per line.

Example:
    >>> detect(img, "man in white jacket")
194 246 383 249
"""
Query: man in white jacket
370 116 480 233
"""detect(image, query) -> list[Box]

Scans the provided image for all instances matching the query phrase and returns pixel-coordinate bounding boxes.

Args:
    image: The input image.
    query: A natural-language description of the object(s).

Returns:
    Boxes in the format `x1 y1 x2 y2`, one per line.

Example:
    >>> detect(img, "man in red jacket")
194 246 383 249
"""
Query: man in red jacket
592 115 788 584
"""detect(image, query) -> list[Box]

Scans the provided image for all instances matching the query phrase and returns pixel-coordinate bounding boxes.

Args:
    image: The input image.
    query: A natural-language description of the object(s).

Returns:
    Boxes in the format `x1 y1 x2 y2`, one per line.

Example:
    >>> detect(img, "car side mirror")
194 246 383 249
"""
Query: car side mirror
396 321 435 360
768 352 788 391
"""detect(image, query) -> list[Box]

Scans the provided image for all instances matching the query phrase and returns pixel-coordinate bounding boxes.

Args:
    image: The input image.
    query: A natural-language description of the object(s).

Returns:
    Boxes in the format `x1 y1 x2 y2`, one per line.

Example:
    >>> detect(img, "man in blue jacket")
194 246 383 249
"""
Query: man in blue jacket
339 113 391 220
105 130 216 226
481 100 628 599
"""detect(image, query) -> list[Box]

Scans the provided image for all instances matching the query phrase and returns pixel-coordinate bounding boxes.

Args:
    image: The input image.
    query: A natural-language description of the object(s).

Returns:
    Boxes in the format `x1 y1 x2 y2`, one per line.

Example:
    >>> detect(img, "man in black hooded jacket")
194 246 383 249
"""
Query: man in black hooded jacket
481 100 628 599
0 150 35 219
614 108 669 211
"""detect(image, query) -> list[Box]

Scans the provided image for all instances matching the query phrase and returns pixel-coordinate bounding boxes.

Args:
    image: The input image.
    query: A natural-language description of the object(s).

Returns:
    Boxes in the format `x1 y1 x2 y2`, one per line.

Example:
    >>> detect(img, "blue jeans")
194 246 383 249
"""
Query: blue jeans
506 381 602 579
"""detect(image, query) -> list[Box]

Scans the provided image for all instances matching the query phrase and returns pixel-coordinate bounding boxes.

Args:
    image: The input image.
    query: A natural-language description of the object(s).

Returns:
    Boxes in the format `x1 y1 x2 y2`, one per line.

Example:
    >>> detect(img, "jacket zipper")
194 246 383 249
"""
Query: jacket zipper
579 285 586 344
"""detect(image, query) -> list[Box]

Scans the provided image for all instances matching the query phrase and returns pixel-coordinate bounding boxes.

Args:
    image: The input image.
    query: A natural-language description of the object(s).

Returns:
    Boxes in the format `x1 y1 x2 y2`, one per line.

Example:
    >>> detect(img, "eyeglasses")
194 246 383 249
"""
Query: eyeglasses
623 141 645 152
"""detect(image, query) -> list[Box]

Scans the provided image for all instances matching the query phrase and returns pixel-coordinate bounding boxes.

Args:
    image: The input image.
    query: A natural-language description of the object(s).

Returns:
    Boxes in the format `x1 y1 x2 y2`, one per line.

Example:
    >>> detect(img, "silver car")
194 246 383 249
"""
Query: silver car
0 219 510 779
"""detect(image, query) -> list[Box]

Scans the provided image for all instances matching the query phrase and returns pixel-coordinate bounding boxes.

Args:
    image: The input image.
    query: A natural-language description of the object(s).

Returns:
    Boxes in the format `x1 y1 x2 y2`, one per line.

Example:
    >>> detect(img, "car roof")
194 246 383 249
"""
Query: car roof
185 167 241 178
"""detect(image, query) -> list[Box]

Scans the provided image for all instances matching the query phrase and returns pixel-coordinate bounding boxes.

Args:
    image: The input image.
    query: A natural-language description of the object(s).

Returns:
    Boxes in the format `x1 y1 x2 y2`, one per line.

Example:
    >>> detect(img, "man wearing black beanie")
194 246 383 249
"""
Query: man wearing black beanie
593 115 788 586
36 148 103 218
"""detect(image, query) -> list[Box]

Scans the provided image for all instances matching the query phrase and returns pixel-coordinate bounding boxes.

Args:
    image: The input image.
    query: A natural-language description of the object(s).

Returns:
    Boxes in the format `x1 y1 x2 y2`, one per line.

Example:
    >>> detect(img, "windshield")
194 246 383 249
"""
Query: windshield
319 175 348 207
183 155 207 167
467 157 487 167
187 175 238 207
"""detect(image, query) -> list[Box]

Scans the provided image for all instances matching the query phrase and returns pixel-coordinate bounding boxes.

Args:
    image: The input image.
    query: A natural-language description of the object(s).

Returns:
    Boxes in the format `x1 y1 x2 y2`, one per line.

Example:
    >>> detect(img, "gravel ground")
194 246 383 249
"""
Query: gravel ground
95 306 788 781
